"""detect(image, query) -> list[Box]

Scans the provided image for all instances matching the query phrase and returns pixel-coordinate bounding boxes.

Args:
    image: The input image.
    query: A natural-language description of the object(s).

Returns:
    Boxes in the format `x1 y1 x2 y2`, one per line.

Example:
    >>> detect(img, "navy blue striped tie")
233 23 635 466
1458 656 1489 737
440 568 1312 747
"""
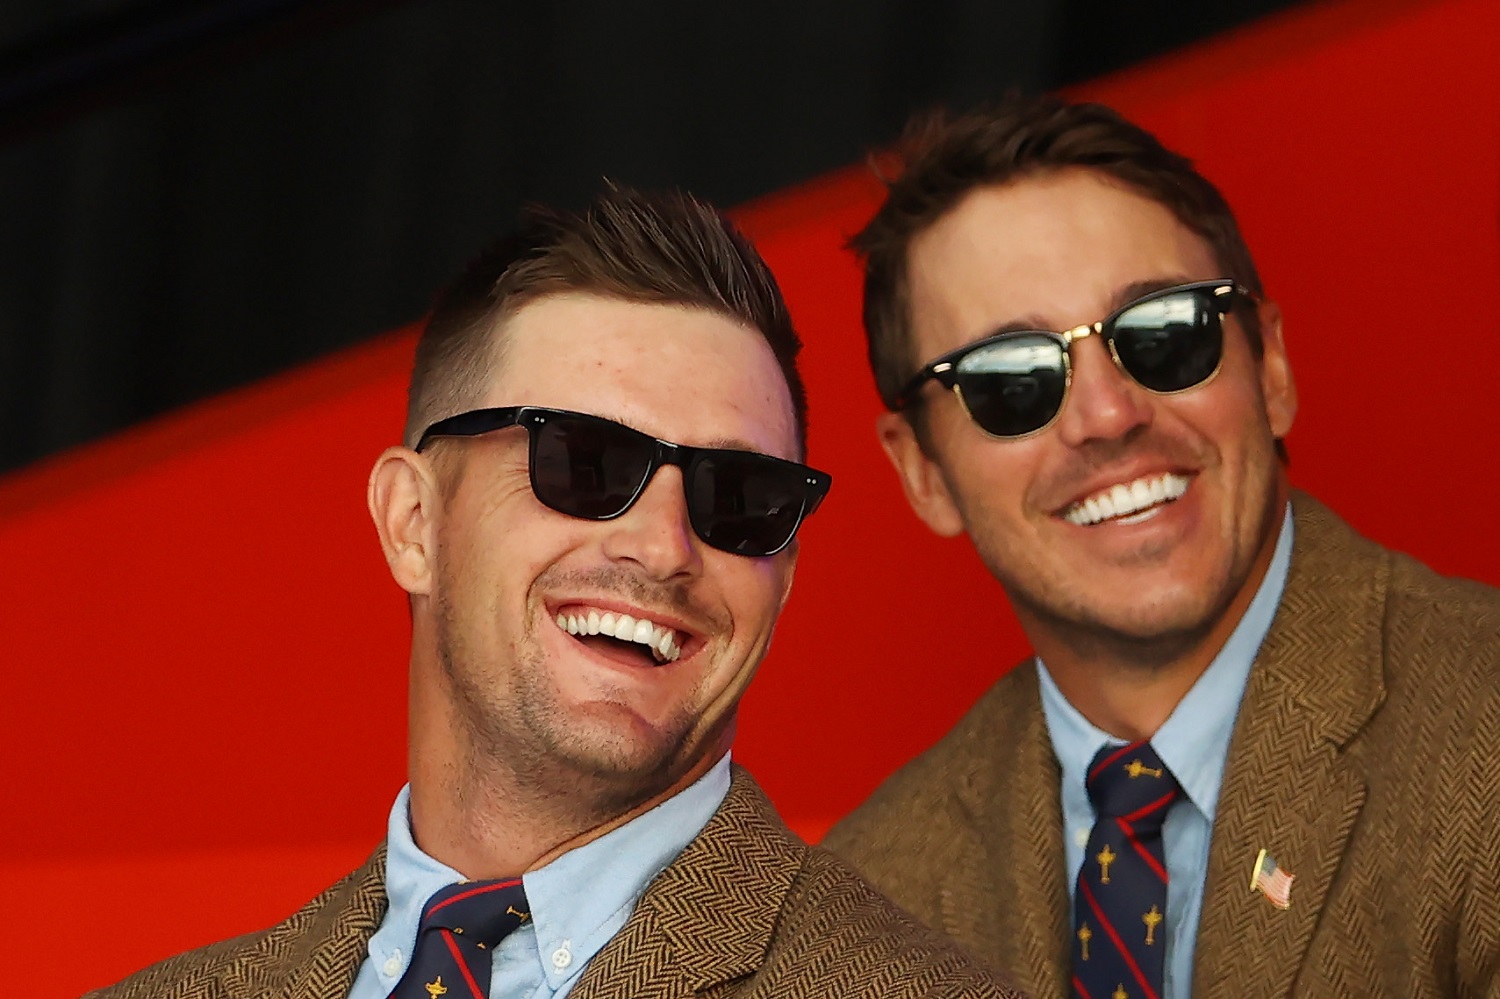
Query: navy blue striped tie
390 878 530 999
1071 742 1181 999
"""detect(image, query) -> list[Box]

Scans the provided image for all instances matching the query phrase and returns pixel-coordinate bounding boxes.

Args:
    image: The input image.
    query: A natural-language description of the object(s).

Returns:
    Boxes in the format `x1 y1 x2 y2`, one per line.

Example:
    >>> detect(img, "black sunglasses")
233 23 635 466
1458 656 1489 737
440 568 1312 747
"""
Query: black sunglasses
895 280 1252 439
415 406 831 557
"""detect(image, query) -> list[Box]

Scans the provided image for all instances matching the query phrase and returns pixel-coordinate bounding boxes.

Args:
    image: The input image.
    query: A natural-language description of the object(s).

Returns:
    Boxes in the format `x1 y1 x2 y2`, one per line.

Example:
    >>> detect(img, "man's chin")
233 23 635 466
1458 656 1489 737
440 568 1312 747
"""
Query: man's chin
1016 580 1229 665
545 714 698 795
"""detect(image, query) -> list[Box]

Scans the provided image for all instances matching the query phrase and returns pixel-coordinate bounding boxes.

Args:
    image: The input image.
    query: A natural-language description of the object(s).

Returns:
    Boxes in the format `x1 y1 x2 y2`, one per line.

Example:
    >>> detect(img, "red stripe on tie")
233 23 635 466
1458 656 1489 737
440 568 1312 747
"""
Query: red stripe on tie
426 878 524 917
1116 818 1169 881
1089 742 1144 782
1073 974 1096 999
1080 878 1159 999
442 929 486 999
1121 789 1177 824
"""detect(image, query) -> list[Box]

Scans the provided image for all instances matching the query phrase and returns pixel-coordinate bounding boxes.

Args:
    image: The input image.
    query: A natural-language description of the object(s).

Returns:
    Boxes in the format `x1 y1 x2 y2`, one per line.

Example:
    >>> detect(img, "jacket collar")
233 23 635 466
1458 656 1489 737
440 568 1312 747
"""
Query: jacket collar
220 846 387 999
569 765 804 998
1193 492 1386 999
948 667 1072 999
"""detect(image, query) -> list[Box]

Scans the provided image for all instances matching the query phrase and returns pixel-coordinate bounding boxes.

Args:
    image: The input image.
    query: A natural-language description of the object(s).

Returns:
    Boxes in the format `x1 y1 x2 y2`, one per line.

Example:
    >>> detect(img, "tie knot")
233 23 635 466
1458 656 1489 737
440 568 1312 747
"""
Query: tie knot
420 878 531 948
1085 742 1181 827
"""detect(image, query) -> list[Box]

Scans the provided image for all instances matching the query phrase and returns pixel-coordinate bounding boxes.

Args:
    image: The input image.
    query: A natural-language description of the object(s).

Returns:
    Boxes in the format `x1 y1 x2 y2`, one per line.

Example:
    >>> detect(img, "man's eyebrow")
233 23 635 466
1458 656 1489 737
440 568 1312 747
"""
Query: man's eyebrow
980 275 1202 338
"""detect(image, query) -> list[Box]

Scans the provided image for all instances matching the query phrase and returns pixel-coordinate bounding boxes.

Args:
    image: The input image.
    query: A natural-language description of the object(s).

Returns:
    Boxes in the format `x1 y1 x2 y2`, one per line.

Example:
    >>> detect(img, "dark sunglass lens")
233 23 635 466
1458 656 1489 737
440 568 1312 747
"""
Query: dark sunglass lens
954 334 1068 437
687 452 806 556
1113 289 1223 393
530 414 654 519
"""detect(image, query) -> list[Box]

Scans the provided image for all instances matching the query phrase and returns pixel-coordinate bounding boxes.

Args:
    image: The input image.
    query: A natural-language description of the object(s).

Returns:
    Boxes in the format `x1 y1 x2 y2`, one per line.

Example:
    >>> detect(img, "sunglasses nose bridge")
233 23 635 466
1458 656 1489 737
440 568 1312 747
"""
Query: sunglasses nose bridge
1052 325 1156 446
599 441 702 578
1059 320 1103 347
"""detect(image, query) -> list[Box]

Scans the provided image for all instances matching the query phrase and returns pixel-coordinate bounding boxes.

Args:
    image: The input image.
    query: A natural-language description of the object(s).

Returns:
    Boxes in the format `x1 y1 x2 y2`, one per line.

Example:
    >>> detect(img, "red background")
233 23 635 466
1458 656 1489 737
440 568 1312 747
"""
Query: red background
5 0 1500 994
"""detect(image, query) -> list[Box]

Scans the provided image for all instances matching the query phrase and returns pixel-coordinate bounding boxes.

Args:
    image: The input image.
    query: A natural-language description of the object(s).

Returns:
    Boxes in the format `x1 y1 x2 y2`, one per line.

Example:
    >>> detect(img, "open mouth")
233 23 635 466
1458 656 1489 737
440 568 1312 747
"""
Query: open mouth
1061 472 1190 527
554 606 684 665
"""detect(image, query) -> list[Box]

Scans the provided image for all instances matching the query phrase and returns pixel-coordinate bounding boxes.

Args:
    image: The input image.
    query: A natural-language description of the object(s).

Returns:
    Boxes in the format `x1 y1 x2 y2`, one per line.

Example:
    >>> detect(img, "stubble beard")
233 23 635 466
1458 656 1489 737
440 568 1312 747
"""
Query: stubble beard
986 470 1282 674
433 575 708 822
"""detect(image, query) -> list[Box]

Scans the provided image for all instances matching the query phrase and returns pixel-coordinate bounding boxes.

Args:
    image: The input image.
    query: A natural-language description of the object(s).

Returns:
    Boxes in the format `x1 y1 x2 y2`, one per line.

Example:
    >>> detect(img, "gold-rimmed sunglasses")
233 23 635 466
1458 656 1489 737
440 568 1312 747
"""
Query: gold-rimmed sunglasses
894 280 1252 439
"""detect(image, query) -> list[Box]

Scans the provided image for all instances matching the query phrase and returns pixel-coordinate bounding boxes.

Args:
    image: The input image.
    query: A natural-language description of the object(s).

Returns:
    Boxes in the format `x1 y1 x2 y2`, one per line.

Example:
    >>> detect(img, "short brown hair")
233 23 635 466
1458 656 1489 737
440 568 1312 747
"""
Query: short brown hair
855 95 1264 411
405 185 808 453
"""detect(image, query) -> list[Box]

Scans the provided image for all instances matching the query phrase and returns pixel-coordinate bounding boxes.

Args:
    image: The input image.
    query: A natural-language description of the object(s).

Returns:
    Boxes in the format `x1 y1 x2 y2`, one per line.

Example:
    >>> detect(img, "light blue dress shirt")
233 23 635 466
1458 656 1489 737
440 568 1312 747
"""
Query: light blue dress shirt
1039 505 1293 999
348 753 731 999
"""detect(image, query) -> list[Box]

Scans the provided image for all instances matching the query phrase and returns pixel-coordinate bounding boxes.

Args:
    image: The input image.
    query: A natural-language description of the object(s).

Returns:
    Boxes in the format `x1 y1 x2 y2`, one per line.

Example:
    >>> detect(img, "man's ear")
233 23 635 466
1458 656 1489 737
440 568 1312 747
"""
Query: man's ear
368 446 442 596
875 410 966 538
1255 300 1298 439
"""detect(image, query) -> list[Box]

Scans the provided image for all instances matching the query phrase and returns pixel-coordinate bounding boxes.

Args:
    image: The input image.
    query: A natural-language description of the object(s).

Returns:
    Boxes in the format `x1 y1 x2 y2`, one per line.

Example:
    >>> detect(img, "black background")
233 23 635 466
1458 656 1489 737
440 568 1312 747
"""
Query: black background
0 0 1305 474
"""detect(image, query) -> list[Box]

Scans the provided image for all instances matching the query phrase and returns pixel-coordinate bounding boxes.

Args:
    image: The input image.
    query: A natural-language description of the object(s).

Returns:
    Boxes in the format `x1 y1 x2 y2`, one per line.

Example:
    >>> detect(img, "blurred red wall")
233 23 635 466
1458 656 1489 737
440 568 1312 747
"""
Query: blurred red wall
6 0 1500 993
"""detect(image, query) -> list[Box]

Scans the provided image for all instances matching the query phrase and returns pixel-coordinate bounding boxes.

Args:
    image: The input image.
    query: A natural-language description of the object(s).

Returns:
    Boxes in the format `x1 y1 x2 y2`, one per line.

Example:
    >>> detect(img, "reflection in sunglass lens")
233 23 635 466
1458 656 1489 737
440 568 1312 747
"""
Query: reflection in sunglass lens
531 416 653 518
529 413 814 555
1113 289 1223 393
954 334 1069 437
689 452 805 556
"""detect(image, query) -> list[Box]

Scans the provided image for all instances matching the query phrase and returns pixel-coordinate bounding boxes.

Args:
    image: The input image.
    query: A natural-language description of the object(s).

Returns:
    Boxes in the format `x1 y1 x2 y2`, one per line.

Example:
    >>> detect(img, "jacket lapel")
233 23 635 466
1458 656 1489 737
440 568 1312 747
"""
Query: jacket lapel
219 847 388 999
569 767 803 998
947 667 1072 999
1193 495 1385 999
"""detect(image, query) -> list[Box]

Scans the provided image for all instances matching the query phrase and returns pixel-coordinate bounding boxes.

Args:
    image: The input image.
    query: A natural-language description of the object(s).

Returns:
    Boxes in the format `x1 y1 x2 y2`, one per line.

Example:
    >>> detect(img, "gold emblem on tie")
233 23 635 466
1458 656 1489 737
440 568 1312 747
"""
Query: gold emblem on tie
1125 759 1163 779
507 905 531 923
425 977 448 999
1078 923 1093 961
1143 904 1163 945
1096 843 1117 884
1113 985 1128 999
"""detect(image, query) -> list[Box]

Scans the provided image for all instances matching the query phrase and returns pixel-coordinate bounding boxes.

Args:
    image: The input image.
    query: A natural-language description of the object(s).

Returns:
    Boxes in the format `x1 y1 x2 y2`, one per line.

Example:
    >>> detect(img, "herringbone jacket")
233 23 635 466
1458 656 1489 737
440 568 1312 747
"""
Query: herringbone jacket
823 494 1500 998
86 767 1024 998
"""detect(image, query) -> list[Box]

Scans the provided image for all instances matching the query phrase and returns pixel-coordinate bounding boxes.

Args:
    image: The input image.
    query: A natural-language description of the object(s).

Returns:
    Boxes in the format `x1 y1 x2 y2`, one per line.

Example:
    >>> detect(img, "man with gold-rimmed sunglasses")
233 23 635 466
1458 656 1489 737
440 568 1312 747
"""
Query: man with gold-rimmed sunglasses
88 187 1022 999
824 96 1500 999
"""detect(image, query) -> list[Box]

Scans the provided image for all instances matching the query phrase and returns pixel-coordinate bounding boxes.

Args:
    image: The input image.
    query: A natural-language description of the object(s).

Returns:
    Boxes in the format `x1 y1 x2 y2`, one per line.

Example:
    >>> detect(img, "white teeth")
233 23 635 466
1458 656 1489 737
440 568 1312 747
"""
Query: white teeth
555 605 682 663
1063 472 1191 526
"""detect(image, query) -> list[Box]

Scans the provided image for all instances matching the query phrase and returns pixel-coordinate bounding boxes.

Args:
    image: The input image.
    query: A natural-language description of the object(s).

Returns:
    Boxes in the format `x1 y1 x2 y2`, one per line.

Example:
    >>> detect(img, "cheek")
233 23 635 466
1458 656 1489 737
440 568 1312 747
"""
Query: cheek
720 560 793 641
945 442 1044 522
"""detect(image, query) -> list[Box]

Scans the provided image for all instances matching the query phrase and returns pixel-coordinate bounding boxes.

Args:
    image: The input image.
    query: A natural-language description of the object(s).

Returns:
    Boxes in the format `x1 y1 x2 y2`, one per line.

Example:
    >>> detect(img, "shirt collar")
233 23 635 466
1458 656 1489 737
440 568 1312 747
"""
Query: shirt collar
371 752 731 986
1039 503 1294 819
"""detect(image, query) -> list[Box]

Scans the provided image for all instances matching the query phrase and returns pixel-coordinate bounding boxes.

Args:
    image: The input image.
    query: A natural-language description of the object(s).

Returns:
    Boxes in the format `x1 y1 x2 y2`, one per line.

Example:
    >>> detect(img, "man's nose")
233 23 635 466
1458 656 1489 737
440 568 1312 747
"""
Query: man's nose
600 465 703 580
1053 333 1154 447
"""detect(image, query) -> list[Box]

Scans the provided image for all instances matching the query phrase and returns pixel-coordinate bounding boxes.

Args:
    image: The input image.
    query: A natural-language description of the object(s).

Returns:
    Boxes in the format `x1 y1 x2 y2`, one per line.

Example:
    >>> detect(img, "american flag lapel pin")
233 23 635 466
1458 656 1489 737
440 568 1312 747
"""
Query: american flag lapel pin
1250 848 1295 909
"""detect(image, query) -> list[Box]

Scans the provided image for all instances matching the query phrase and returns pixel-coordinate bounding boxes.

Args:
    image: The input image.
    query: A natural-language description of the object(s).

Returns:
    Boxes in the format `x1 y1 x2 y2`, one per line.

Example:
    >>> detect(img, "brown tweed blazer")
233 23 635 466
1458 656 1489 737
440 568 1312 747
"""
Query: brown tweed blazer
87 767 1023 998
823 494 1500 999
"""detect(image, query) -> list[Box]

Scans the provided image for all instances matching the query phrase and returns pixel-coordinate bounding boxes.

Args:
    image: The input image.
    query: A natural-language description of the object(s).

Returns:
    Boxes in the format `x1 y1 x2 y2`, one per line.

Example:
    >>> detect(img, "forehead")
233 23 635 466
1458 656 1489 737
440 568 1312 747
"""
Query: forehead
482 293 799 460
906 169 1221 357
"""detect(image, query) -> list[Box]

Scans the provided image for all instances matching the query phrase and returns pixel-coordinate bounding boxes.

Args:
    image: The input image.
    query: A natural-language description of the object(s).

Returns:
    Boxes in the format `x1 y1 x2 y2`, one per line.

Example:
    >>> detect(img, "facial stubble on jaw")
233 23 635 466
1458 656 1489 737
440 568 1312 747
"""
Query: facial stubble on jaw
992 470 1282 673
432 580 710 822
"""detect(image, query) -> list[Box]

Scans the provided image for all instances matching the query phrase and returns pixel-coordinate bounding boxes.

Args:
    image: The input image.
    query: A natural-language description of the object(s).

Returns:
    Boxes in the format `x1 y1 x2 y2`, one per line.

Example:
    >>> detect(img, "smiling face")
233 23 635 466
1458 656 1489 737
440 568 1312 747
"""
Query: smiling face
422 293 799 801
880 169 1296 660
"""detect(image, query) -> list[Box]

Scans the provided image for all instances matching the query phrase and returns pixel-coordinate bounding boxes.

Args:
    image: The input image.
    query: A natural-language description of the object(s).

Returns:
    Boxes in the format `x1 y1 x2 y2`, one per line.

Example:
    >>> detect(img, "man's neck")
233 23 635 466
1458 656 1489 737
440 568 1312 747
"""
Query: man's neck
1027 493 1288 743
405 725 726 879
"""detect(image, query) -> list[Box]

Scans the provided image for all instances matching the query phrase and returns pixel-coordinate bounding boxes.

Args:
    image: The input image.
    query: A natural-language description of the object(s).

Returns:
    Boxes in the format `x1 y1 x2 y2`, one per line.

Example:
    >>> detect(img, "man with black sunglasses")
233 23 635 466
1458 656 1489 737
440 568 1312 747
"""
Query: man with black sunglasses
89 188 1021 999
823 96 1500 999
